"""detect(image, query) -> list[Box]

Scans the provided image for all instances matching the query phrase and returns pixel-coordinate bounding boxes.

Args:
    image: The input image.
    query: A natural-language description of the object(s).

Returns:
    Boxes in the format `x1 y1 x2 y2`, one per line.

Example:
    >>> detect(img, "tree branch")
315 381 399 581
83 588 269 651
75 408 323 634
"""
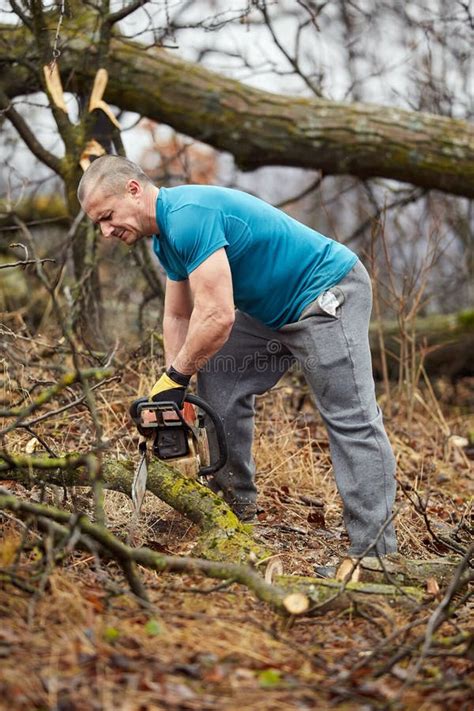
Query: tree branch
0 491 308 615
105 0 150 26
8 0 33 31
0 367 113 424
21 375 120 427
0 90 63 175
2 22 474 197
0 257 55 269
259 2 324 97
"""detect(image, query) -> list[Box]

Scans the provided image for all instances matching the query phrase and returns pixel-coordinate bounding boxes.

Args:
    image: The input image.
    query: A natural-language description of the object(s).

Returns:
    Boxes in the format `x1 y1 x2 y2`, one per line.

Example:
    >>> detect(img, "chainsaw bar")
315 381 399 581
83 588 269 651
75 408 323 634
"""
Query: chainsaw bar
132 440 148 514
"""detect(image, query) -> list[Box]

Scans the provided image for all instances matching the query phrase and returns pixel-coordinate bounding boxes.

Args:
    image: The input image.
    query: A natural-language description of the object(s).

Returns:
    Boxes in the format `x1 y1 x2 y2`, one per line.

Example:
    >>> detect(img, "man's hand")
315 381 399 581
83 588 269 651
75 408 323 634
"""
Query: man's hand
149 367 191 409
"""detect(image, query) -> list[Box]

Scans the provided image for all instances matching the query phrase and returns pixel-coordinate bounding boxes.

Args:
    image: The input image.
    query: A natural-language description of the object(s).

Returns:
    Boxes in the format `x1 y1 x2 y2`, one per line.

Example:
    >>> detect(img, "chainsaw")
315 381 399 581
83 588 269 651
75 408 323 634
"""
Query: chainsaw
129 394 227 514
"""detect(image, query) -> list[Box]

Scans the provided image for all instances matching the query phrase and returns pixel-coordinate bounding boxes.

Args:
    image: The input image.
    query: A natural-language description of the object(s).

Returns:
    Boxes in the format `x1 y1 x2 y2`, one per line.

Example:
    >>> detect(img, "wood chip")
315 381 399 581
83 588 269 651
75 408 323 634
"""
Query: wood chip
336 558 361 583
264 558 283 584
426 577 440 596
25 437 38 454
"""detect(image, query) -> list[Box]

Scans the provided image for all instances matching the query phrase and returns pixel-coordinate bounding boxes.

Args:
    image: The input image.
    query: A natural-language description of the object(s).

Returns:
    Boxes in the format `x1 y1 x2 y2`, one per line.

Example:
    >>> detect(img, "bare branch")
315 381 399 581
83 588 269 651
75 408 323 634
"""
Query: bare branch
21 375 120 428
105 0 150 26
8 0 33 31
0 258 55 270
0 90 63 175
0 367 113 427
275 174 323 208
259 2 324 97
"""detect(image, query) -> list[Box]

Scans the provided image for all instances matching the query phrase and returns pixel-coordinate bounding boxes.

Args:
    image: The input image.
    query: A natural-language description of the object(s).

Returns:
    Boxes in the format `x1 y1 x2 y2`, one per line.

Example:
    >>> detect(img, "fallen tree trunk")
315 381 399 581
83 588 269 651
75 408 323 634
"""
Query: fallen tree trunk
0 453 269 564
0 453 463 590
104 456 271 562
1 20 474 197
3 457 466 616
369 311 474 382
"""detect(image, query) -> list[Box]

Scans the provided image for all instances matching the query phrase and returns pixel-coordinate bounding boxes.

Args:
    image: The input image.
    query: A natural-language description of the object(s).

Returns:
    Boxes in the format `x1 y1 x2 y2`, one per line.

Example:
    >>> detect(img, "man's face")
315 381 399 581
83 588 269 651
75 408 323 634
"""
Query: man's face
84 180 147 245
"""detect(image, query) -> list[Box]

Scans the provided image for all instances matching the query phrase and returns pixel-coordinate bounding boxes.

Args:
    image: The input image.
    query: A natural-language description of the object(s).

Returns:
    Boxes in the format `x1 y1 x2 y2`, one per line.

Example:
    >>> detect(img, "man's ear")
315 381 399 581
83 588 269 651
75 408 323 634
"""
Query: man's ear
126 179 142 198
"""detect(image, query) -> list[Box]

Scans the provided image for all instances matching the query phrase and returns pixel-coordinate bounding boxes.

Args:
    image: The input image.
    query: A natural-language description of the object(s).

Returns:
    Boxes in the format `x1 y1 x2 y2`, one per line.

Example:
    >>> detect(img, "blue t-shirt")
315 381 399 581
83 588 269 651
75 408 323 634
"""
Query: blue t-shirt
153 185 357 329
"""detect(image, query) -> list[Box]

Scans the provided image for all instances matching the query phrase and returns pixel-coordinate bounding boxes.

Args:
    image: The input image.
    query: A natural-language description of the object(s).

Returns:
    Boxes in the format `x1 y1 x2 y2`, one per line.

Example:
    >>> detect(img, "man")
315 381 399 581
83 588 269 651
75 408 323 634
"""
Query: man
78 155 397 564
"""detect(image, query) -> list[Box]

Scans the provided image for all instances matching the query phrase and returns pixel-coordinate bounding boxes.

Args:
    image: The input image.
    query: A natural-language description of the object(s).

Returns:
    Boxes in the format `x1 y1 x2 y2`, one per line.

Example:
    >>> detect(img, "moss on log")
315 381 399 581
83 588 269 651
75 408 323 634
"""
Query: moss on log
0 453 269 564
277 574 425 612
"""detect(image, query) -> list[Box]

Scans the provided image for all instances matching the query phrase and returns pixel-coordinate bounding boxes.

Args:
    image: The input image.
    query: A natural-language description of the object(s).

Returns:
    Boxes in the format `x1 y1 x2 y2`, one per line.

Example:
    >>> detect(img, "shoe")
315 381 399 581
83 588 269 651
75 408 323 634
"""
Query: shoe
315 556 377 583
203 479 259 523
229 499 258 523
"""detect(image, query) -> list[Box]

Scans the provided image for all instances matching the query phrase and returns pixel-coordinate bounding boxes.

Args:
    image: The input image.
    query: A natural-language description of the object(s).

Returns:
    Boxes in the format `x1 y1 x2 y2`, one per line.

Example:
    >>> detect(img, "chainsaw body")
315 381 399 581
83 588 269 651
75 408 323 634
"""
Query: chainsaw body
134 394 227 479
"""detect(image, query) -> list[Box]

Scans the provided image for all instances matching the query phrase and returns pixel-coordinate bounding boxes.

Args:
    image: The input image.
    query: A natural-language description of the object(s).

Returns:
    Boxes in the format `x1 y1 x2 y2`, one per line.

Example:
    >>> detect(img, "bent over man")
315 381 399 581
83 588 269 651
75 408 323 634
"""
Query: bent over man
78 155 397 560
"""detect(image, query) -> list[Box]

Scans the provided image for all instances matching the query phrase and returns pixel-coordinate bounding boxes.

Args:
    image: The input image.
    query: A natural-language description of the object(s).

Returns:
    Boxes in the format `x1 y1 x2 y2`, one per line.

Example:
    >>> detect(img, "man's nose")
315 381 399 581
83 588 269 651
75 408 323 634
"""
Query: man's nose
101 223 114 238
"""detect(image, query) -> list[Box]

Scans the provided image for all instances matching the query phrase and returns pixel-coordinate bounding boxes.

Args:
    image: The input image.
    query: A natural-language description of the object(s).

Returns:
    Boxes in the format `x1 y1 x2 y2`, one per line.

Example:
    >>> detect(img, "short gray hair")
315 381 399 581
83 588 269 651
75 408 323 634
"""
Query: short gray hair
77 155 154 204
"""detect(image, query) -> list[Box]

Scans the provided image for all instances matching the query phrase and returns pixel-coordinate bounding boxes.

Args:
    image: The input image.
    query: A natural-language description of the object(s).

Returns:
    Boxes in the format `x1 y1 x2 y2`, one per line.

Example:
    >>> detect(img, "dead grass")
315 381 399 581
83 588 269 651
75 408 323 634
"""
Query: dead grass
0 329 473 710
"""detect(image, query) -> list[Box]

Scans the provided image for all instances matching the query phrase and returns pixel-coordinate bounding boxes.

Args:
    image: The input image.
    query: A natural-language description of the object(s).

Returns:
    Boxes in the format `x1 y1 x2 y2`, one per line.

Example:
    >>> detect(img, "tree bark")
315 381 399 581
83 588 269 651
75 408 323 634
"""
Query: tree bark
1 22 474 198
0 453 269 564
72 221 106 347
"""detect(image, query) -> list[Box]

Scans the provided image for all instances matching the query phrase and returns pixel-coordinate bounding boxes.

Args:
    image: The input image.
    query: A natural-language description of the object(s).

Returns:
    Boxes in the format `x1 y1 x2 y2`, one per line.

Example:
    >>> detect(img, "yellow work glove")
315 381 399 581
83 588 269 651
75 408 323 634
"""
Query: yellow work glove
149 367 190 409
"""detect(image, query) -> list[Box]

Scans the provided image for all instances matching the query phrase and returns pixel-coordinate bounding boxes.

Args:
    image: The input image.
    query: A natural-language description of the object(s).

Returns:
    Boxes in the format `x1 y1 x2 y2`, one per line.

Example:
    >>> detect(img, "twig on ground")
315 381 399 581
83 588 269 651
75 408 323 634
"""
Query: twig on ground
0 491 309 615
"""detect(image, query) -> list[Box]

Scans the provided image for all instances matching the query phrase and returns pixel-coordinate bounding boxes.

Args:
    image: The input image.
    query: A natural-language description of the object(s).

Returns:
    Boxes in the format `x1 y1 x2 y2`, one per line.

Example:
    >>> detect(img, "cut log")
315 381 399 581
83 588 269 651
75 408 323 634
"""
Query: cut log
277 575 426 612
334 554 462 588
274 551 463 612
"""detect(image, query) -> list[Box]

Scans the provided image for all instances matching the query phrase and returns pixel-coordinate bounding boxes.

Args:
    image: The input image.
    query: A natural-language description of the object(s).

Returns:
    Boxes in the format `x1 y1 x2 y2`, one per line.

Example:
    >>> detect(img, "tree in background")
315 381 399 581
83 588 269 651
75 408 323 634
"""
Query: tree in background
1 0 473 341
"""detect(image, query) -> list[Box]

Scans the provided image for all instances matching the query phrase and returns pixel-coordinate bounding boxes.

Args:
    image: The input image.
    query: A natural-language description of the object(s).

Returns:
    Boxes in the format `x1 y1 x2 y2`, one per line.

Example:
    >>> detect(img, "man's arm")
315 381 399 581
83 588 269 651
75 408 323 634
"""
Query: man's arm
163 278 194 367
171 248 235 376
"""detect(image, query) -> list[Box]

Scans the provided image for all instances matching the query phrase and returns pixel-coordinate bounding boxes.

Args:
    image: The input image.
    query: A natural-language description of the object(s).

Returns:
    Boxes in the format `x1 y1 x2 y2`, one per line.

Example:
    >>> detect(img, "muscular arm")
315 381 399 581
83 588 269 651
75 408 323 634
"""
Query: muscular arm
163 278 193 367
166 248 235 376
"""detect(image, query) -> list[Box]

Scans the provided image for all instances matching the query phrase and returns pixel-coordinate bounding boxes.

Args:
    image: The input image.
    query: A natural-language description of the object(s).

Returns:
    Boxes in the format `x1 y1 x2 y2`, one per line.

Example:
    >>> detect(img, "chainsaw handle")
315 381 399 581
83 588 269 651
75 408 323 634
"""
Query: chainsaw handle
185 394 228 475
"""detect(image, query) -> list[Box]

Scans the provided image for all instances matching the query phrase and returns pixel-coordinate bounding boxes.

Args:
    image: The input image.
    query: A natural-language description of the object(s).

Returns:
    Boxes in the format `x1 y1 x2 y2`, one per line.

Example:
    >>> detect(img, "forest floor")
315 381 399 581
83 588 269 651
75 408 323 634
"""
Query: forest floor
0 332 473 711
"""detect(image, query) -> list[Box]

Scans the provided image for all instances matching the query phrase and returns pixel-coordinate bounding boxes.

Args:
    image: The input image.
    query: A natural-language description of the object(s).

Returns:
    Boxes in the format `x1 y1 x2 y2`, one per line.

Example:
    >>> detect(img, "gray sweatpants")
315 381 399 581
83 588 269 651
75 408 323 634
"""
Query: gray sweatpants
197 260 397 556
